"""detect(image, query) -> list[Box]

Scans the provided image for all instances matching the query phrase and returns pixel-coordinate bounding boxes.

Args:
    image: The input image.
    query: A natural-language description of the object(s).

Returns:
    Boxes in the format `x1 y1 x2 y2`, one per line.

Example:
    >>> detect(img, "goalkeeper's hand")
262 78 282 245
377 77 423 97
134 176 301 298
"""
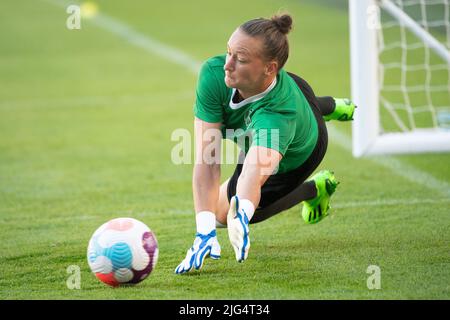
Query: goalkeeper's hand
174 230 221 274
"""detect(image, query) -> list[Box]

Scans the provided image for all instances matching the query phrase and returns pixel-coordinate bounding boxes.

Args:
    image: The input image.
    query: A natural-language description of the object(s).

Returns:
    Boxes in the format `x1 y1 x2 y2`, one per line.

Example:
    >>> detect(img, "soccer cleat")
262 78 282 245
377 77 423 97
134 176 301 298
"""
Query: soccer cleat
227 196 250 262
301 170 339 224
324 98 356 121
174 230 221 274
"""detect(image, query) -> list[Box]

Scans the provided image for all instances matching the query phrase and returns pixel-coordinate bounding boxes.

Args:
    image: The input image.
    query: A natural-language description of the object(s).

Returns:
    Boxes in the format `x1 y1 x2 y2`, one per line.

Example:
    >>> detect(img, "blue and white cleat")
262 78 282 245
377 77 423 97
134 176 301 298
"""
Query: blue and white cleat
174 230 221 274
227 196 250 263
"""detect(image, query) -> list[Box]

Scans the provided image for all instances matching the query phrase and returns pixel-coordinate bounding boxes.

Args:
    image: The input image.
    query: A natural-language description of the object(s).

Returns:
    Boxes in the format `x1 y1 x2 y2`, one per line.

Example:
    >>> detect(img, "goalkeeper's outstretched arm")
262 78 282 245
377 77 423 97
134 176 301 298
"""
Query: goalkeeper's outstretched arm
174 118 223 274
192 117 222 214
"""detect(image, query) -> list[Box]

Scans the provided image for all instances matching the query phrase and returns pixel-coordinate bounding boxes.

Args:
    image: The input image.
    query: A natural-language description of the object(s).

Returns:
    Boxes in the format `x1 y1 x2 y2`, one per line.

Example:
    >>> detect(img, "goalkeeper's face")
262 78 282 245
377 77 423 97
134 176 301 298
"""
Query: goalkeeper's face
224 28 277 97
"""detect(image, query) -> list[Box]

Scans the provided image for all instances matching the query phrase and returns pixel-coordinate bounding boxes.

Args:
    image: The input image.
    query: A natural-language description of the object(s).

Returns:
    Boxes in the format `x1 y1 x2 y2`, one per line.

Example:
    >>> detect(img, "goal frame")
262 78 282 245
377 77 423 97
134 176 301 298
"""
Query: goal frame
349 0 450 157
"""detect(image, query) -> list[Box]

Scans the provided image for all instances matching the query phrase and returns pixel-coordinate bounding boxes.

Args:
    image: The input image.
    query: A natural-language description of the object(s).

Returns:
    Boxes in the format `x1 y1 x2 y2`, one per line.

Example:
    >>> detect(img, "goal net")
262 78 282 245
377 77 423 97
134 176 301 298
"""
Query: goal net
349 0 450 157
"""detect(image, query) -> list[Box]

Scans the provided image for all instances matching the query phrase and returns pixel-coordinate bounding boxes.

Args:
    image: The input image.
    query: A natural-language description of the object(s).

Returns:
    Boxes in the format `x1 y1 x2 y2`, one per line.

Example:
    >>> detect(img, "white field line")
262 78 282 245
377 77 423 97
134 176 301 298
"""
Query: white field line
46 0 450 199
90 15 201 73
44 0 201 73
327 125 450 198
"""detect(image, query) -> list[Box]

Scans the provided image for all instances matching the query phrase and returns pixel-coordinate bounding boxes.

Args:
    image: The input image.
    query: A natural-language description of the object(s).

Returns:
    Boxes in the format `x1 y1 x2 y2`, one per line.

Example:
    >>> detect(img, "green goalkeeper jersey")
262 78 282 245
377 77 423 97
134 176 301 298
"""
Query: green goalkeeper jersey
194 55 318 174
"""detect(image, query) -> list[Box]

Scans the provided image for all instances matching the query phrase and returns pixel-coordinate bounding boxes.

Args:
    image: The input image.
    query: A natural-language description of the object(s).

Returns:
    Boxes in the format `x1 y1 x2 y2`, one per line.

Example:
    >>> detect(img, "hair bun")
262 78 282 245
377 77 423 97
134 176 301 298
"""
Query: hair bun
271 14 293 35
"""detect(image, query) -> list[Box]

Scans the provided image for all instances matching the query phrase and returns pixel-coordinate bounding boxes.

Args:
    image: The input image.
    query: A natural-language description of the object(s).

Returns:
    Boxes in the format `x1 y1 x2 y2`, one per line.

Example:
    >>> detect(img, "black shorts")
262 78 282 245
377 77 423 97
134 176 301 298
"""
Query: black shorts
227 72 328 223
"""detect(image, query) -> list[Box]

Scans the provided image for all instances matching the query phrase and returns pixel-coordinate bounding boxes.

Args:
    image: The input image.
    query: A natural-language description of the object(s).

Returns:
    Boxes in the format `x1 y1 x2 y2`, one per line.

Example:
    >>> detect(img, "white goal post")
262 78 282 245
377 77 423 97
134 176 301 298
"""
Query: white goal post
349 0 450 157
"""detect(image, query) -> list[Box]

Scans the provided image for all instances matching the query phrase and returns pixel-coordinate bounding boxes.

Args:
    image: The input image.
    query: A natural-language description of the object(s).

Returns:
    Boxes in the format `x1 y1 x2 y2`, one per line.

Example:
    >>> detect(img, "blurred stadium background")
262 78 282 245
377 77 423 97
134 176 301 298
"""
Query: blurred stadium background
0 0 449 299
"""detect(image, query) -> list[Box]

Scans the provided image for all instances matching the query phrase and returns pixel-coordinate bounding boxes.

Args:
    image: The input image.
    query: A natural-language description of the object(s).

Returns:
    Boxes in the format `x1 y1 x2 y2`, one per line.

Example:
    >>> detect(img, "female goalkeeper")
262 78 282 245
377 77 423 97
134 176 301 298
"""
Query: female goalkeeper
175 14 355 274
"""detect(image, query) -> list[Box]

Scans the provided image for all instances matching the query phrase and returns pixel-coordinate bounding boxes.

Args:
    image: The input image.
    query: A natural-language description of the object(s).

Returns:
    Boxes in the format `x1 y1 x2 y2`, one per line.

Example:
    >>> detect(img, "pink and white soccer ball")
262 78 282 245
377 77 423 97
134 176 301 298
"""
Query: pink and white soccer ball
87 217 158 287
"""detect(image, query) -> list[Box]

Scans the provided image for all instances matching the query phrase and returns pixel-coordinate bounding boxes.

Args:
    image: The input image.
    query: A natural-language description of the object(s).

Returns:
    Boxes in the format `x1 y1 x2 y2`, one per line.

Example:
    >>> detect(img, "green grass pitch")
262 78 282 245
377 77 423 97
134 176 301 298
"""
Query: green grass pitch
0 0 449 299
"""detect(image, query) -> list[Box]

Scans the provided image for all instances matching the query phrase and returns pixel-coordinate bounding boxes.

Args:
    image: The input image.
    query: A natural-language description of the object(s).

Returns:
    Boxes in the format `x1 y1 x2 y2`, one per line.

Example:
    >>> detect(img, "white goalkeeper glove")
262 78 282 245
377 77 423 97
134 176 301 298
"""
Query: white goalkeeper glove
174 230 221 274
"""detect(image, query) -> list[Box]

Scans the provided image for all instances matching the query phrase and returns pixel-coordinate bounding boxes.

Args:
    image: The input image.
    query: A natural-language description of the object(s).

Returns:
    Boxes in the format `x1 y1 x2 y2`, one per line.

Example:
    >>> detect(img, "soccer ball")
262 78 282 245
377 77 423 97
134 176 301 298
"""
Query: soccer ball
87 217 159 287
